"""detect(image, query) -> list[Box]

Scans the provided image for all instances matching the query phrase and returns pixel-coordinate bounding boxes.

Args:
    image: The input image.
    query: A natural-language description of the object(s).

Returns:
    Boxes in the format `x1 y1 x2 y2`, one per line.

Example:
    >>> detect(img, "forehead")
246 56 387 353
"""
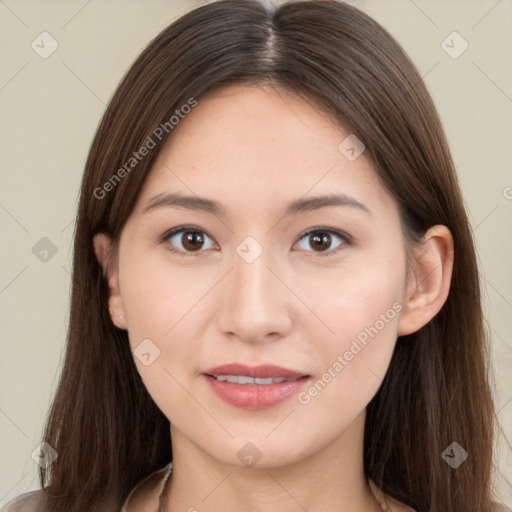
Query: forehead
133 84 395 220
165 83 350 164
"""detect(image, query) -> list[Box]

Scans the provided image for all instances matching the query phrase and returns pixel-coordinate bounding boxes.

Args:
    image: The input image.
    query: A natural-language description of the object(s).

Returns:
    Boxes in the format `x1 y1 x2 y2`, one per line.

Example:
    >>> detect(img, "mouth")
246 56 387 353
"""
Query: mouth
202 363 311 410
206 375 305 385
203 363 309 380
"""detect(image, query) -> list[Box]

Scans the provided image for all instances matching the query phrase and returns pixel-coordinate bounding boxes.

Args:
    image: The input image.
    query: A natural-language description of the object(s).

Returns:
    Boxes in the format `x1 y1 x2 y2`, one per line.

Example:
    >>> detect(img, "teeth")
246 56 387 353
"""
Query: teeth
213 375 294 385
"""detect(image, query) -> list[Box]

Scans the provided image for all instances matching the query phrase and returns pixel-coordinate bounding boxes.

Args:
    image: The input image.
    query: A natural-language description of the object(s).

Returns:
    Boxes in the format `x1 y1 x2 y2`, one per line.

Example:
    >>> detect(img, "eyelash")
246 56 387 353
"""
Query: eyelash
158 225 352 258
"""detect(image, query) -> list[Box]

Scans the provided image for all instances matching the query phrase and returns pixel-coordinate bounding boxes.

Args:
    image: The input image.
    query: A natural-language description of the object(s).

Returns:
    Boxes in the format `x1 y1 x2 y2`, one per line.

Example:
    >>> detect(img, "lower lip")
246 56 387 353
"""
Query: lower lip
204 375 310 410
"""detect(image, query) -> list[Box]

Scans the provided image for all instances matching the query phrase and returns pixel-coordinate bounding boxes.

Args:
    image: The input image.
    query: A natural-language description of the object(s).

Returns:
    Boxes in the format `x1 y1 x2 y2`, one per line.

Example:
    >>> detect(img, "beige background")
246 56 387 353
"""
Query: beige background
1 0 511 507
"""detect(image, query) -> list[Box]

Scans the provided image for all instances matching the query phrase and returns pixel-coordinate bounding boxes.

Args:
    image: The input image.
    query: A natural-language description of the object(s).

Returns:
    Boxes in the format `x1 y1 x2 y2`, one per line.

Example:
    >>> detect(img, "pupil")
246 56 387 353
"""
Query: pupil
311 232 330 251
183 231 203 251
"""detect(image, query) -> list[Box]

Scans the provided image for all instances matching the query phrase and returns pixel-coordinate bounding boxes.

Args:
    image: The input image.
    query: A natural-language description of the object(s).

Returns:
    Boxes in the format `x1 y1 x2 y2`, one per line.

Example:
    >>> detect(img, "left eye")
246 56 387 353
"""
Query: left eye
160 226 350 257
294 228 349 256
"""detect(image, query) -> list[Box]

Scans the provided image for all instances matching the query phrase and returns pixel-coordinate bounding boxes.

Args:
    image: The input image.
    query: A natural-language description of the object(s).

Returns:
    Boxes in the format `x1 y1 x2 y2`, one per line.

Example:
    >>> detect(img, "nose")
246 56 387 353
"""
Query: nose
216 246 293 345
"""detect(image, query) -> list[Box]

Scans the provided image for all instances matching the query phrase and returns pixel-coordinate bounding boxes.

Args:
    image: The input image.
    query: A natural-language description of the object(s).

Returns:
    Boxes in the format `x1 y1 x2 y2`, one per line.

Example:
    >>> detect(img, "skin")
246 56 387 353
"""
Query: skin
94 83 454 512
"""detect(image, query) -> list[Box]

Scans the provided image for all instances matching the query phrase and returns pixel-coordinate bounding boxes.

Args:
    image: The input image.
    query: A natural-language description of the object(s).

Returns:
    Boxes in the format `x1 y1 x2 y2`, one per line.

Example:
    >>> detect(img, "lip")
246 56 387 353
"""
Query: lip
203 363 310 410
203 363 306 379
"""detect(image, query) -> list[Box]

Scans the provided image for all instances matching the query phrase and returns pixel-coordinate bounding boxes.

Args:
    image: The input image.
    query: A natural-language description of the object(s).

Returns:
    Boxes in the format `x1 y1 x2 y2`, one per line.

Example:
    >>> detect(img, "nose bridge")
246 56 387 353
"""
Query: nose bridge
218 237 291 341
233 244 271 304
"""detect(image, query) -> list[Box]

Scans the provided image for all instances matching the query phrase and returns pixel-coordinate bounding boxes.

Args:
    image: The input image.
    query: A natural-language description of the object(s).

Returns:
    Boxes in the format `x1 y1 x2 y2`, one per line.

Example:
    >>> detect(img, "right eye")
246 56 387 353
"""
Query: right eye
160 226 218 256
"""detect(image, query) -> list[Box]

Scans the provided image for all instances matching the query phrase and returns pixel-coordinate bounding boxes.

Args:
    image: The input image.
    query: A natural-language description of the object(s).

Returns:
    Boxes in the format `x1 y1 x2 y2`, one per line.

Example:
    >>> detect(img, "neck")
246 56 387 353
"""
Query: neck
164 411 382 512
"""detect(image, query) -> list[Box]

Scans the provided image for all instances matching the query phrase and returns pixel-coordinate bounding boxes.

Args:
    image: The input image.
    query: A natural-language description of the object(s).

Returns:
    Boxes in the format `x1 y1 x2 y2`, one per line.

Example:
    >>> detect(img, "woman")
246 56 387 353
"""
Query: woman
2 0 508 511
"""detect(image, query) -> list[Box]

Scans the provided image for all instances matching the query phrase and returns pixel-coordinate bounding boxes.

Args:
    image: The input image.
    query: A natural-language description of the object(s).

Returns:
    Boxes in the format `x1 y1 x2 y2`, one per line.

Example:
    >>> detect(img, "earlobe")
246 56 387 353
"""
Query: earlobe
397 225 454 336
92 233 128 330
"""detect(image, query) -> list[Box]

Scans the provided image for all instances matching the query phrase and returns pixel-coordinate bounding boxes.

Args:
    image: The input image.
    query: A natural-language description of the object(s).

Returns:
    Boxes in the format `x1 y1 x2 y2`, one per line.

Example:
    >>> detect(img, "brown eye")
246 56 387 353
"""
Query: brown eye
309 232 332 252
161 226 350 258
161 227 216 256
295 228 349 256
181 230 206 251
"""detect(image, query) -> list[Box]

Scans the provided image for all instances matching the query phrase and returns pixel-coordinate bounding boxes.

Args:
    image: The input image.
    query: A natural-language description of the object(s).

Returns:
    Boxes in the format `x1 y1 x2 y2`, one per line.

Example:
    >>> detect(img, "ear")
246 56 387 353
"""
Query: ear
397 225 454 336
93 233 127 330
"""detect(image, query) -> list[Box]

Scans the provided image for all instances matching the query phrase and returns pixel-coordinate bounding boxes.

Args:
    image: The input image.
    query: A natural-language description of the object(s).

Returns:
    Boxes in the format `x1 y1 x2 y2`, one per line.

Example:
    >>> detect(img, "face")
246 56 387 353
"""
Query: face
101 83 412 468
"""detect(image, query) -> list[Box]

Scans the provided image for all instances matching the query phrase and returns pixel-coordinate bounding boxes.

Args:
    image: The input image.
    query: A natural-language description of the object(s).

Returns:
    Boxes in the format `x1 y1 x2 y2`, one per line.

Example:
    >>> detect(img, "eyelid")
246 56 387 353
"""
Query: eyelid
159 225 352 257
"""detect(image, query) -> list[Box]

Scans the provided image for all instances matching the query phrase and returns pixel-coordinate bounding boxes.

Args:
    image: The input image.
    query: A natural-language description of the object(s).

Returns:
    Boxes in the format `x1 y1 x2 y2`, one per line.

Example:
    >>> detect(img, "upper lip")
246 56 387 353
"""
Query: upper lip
203 364 308 379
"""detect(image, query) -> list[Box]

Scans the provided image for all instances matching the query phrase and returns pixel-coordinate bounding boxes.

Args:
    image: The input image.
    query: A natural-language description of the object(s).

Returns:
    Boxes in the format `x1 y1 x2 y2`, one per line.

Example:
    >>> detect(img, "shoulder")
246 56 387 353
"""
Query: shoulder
1 489 46 512
121 463 172 512
2 464 173 512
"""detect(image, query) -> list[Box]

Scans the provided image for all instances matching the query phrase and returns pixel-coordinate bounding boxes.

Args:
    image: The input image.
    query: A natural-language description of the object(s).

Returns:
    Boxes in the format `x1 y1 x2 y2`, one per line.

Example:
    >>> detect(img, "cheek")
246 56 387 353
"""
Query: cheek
118 247 201 341
299 254 404 398
306 250 403 345
116 251 210 414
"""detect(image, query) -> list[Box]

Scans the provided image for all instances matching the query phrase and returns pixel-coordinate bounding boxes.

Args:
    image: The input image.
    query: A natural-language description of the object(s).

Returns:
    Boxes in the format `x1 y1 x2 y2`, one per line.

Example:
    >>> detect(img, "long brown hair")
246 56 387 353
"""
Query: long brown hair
33 0 501 510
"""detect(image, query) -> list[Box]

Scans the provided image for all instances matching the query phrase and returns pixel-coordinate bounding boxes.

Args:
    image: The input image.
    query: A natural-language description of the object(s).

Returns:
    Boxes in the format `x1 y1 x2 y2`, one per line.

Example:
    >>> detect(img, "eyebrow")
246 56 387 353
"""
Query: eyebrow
143 192 372 217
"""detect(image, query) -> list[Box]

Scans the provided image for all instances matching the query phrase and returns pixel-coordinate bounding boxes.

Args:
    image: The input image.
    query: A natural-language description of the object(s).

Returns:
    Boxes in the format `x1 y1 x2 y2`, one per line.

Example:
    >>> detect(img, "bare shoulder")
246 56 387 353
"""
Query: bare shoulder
1 490 46 512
